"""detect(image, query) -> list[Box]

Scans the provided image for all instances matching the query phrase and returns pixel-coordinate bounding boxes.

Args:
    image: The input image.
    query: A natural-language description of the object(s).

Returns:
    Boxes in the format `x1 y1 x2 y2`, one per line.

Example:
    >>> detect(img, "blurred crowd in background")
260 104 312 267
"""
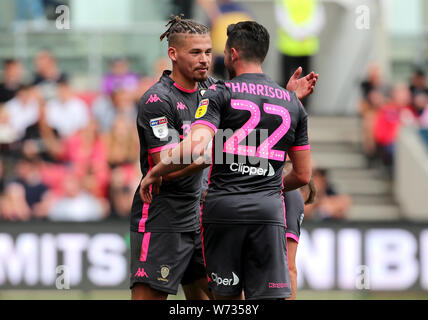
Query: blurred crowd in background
0 53 148 222
358 64 428 174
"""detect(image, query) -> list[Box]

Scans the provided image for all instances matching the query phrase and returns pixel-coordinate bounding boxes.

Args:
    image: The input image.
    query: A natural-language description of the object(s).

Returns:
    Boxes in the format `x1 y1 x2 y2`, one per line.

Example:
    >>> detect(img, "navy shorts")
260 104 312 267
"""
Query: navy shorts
284 190 305 243
202 223 291 300
130 230 206 295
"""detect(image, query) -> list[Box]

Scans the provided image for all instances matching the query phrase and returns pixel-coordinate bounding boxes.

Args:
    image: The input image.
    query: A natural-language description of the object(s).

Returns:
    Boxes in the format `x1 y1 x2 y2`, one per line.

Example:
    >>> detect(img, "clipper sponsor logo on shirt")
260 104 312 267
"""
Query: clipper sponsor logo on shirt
230 162 275 177
195 99 209 119
150 117 168 139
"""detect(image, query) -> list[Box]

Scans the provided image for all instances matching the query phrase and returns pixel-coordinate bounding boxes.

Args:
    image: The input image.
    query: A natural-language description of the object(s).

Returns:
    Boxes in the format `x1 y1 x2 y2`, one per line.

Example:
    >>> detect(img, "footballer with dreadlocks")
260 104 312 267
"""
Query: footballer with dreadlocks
130 15 318 300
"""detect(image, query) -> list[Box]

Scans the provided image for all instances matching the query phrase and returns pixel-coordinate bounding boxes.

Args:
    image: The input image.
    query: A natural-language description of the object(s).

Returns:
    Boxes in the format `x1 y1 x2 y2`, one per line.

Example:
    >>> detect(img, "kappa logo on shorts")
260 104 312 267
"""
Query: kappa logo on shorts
210 272 239 286
145 94 163 104
268 282 288 289
135 268 148 278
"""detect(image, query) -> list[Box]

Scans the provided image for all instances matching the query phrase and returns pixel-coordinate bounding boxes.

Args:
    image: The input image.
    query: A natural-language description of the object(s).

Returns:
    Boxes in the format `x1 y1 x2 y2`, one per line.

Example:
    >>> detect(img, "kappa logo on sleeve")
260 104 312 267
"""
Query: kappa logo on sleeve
145 94 163 104
150 117 169 139
195 99 209 119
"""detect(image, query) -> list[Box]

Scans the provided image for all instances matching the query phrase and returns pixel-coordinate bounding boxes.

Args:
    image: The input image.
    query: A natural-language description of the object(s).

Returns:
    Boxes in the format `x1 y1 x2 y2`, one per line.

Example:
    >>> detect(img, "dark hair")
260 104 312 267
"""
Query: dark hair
17 84 32 92
3 59 19 67
160 14 209 46
226 21 270 64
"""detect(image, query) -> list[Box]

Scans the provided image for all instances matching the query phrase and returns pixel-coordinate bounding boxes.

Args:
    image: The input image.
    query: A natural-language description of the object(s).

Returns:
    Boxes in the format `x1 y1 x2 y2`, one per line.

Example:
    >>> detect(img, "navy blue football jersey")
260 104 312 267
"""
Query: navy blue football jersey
194 73 310 226
130 70 216 233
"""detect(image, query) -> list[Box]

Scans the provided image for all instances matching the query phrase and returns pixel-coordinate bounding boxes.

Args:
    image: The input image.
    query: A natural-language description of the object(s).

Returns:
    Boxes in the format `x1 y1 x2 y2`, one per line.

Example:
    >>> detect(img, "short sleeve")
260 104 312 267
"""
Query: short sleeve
191 83 229 133
137 94 180 154
289 99 310 152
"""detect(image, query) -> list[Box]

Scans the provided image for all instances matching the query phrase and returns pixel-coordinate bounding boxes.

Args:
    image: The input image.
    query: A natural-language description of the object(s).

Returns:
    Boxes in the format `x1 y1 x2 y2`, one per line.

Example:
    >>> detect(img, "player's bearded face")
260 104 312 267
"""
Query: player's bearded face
175 34 212 82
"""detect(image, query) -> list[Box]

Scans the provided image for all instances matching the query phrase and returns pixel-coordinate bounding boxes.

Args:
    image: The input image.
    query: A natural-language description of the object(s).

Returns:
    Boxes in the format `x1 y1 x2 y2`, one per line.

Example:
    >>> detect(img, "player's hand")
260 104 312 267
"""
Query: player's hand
286 67 319 101
139 172 162 204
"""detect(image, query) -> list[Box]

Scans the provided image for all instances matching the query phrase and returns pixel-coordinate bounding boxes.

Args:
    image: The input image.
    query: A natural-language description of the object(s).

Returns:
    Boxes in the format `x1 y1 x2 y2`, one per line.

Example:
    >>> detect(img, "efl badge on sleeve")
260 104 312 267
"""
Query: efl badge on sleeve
195 99 209 119
150 117 168 139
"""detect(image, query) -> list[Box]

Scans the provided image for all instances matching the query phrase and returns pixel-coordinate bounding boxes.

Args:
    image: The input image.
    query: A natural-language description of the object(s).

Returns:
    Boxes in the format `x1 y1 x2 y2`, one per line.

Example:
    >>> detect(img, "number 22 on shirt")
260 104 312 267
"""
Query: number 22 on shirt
223 99 291 162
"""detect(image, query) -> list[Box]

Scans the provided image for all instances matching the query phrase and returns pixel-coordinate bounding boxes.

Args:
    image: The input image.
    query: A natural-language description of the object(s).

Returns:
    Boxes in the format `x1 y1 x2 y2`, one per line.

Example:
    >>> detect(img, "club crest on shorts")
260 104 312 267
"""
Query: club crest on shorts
150 117 168 139
157 265 170 283
195 99 209 119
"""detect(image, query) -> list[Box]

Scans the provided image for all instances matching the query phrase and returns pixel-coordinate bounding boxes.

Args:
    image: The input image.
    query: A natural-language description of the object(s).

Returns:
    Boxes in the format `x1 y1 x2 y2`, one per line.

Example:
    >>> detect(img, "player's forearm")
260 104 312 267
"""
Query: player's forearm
164 158 210 181
282 170 311 192
150 138 196 178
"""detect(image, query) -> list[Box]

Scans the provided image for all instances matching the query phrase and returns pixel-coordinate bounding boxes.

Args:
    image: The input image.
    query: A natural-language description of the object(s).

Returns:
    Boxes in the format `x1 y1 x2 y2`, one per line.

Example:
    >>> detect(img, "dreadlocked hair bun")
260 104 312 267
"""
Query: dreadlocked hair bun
160 14 209 43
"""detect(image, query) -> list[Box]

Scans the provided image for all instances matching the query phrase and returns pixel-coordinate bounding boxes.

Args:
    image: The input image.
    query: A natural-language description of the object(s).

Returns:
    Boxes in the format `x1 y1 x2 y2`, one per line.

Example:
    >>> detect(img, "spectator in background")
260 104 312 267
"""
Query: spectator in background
0 182 32 221
304 168 351 220
61 120 110 199
105 115 139 168
419 93 428 128
409 68 428 115
5 84 40 139
409 68 428 97
359 63 388 166
198 0 252 80
47 172 109 222
374 84 413 170
45 78 90 138
0 59 24 103
108 164 139 219
33 50 68 101
92 88 137 133
21 103 62 162
275 0 325 104
10 157 50 219
0 159 5 196
102 58 140 99
0 104 19 152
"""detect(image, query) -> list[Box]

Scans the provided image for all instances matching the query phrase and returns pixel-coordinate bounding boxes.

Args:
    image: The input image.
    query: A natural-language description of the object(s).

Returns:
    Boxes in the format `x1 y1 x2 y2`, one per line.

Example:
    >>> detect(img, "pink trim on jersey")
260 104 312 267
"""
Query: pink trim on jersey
138 155 154 232
289 145 311 152
286 233 300 243
148 143 178 154
140 232 151 262
200 140 215 269
281 172 287 229
192 120 218 134
174 83 198 93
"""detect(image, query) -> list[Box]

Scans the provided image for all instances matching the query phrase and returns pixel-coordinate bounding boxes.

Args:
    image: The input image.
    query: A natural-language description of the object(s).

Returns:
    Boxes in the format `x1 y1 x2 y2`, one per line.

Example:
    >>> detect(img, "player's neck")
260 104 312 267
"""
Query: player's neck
170 70 198 92
234 62 264 78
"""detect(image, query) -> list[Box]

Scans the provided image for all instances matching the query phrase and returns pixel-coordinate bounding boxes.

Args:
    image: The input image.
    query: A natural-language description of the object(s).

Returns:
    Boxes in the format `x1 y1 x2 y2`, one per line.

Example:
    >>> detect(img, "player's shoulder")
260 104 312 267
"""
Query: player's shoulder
204 80 230 95
199 76 218 89
138 78 174 111
141 81 172 103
